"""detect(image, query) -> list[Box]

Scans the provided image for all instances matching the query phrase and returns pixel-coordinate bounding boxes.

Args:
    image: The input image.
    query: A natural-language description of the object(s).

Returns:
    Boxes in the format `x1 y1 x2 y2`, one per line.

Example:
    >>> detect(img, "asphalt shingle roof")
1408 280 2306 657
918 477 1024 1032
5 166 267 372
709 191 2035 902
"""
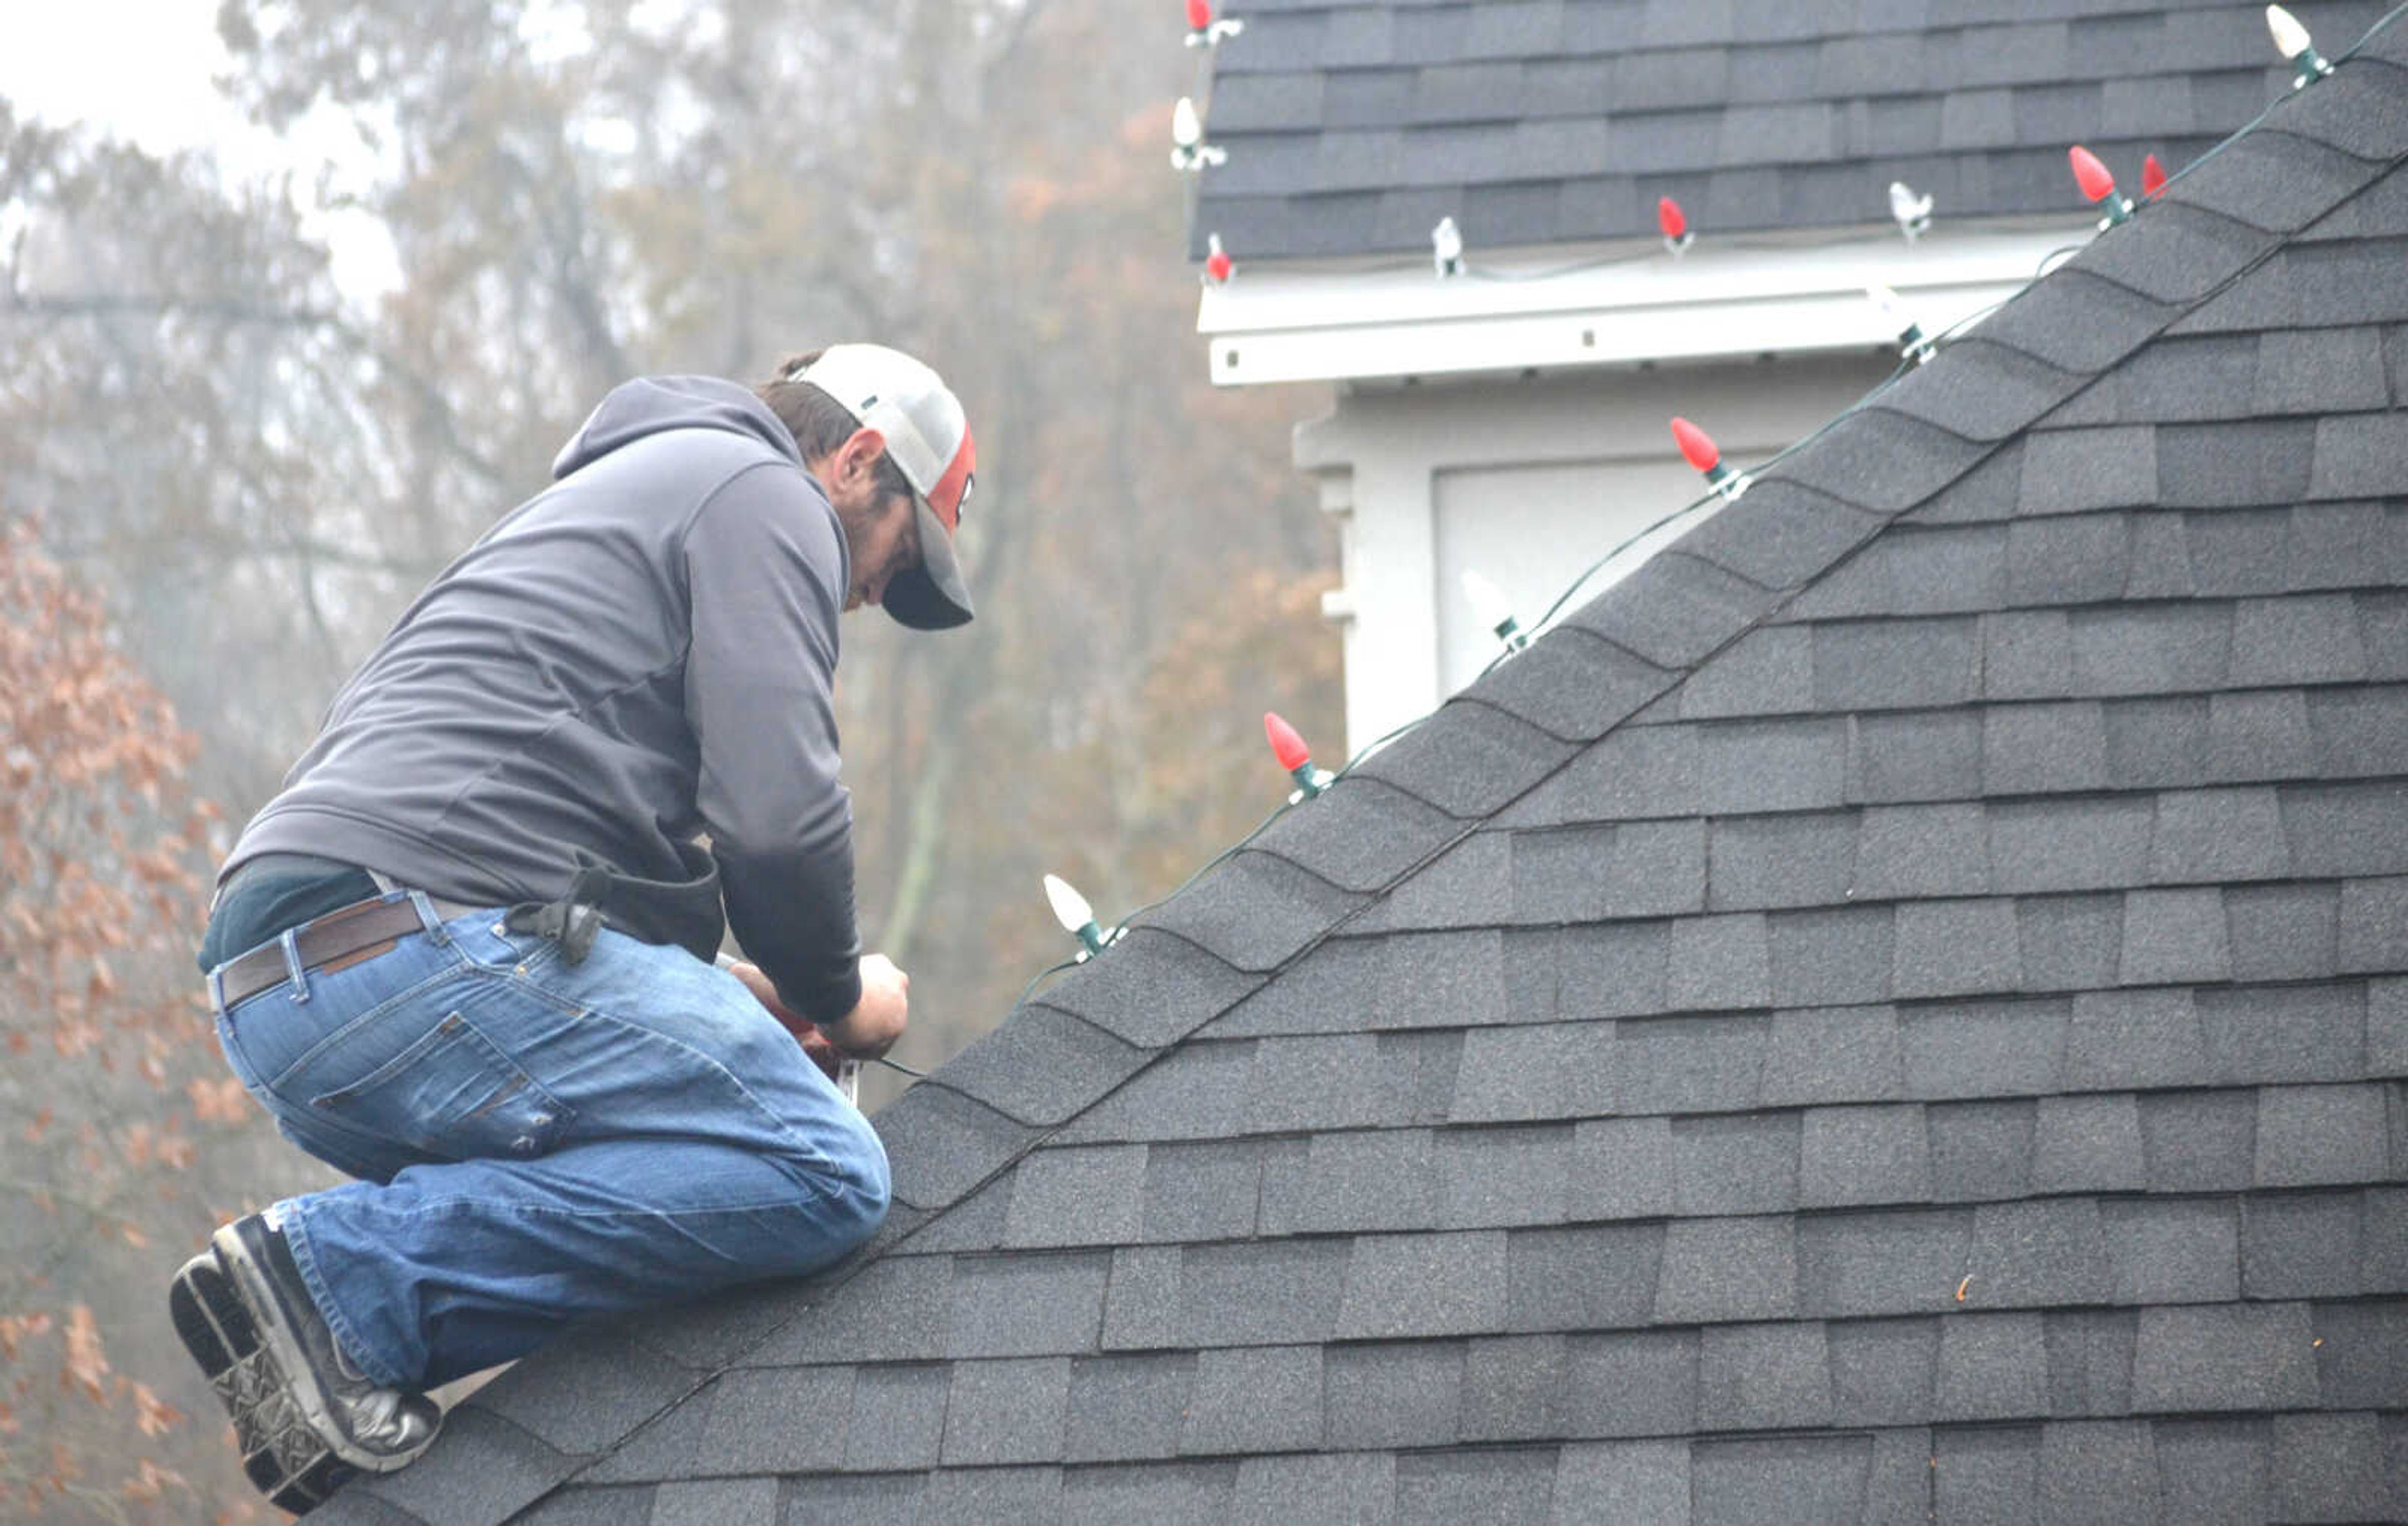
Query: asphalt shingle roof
318 20 2408 1524
1188 0 2396 259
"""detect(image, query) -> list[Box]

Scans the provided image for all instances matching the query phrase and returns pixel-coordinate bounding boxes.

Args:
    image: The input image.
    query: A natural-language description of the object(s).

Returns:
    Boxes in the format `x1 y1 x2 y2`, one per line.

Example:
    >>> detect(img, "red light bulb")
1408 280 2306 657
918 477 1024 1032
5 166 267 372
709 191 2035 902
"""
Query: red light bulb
1264 712 1311 773
2141 152 2168 197
1670 416 1720 474
1188 0 1213 29
1657 196 1687 241
1205 238 1233 283
2068 145 2116 204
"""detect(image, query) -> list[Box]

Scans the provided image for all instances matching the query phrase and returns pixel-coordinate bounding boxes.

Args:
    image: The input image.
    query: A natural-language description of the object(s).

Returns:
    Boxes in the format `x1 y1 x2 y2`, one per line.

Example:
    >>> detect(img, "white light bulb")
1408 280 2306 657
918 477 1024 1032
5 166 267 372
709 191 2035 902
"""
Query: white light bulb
1043 874 1095 934
1461 569 1518 635
1173 97 1203 150
2266 4 2313 60
1888 181 1933 239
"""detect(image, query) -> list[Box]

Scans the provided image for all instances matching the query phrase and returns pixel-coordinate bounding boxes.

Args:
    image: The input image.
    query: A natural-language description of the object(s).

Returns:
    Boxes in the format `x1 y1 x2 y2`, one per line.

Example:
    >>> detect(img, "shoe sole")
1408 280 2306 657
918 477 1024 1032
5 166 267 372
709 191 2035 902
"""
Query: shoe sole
170 1251 359 1513
209 1224 433 1478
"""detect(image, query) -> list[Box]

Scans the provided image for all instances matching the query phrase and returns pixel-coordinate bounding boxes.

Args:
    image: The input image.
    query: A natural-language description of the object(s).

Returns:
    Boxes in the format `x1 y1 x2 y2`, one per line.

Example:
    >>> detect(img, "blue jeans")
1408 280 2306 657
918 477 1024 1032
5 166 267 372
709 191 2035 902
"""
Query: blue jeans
208 891 889 1390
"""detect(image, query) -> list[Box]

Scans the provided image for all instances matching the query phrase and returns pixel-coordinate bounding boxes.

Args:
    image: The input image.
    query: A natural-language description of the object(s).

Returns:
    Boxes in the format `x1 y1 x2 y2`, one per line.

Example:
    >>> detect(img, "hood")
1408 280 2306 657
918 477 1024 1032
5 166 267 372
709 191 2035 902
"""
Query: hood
551 376 801 480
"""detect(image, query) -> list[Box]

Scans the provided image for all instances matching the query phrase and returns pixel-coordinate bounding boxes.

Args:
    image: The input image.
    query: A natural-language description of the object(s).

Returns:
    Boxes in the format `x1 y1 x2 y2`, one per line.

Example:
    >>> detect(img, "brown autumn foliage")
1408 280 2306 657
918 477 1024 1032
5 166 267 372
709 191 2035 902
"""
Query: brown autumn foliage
0 523 283 1521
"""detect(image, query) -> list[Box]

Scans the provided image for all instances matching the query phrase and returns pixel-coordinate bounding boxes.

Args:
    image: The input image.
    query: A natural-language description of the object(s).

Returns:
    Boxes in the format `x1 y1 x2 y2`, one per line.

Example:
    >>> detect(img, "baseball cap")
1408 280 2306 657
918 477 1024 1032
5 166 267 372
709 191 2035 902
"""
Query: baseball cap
791 344 977 630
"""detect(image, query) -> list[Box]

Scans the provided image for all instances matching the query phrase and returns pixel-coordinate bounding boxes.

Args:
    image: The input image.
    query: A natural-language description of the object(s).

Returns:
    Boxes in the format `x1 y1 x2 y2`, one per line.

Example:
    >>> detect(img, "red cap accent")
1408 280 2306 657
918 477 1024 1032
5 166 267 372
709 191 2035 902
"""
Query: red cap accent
1188 0 1213 28
1264 712 1311 773
1206 246 1234 283
2141 152 2168 198
2069 145 2116 204
1670 416 1720 474
1657 196 1687 241
926 424 975 532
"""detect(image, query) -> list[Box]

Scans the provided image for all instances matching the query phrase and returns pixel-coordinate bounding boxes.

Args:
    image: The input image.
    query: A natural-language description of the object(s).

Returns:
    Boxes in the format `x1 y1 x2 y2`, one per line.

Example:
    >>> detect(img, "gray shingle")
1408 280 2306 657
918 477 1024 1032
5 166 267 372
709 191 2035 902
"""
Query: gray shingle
1506 1223 1665 1334
2066 987 2207 1091
1667 1113 1800 1215
2103 1197 2241 1304
1763 1004 1906 1106
1132 850 1365 976
2207 689 2316 782
2339 876 2408 975
2104 695 2207 788
2269 1411 2395 1523
1894 898 2022 997
2197 982 2366 1084
2119 887 2232 985
2242 1190 2365 1300
2046 1308 2139 1419
2069 604 2234 695
1463 627 1674 745
1936 1313 2050 1420
1787 526 2010 619
848 1363 952 1471
2153 1418 2273 1526
1497 722 1701 828
1249 777 1463 895
1102 1239 1349 1352
1391 1448 1558 1526
1813 617 1983 711
1460 1332 1570 1443
1678 480 1886 593
1141 1139 1263 1244
1566 550 1770 669
1003 1147 1147 1250
2037 1421 2159 1526
1654 1218 1797 1323
1767 905 1896 1007
1990 796 2154 893
1854 802 1990 899
2019 893 2126 993
1827 1318 1938 1426
1565 1328 1701 1438
2225 881 2341 981
946 1251 1111 1359
1059 1460 1238 1526
1699 717 1850 813
1667 913 1773 1011
2309 684 2408 778
2283 779 2408 878
2021 426 2162 516
648 1478 775 1526
1350 700 1582 819
1436 1125 1576 1229
1516 819 1706 921
1556 920 1674 1020
1796 1208 1973 1318
2140 1090 2259 1193
1698 1323 1834 1431
1229 1453 1396 1526
1965 1198 2113 1310
1983 702 2108 796
1708 811 1857 909
1849 710 1984 804
1926 1098 2039 1202
875 1083 1038 1212
744 1254 951 1366
1178 1346 1322 1455
2255 1083 2390 1187
1613 1016 1768 1115
2309 1300 2408 1411
1323 1341 1464 1448
2030 1093 2146 1192
1055 1038 1255 1143
1800 1104 1931 1208
1907 997 2070 1105
466 1330 693 1460
1551 1439 1690 1525
940 1005 1153 1129
2130 1303 2316 1413
690 1365 850 1475
1452 1021 1616 1123
1336 1231 1509 1339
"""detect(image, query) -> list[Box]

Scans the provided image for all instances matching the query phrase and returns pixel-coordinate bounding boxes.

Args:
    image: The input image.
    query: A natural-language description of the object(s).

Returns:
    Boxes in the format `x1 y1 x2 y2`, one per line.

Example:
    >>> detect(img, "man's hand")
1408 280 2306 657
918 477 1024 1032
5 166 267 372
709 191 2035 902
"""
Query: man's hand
821 953 908 1059
723 954 908 1061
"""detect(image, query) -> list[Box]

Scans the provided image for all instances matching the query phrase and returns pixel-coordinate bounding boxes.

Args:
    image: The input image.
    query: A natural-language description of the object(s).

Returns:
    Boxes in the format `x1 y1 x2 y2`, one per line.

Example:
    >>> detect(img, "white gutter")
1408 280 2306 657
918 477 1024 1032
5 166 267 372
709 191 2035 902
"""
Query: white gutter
1195 220 2092 387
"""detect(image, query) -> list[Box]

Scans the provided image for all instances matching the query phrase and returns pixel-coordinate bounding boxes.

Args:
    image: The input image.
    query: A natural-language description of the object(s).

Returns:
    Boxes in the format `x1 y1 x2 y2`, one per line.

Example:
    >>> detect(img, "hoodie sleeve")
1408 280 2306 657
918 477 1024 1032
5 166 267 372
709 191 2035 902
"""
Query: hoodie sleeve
682 462 864 1025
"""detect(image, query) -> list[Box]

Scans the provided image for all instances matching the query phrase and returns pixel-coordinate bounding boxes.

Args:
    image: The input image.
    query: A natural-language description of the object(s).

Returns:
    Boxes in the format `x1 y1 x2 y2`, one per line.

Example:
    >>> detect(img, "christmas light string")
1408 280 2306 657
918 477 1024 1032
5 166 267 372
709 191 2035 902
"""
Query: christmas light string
988 1 2404 1031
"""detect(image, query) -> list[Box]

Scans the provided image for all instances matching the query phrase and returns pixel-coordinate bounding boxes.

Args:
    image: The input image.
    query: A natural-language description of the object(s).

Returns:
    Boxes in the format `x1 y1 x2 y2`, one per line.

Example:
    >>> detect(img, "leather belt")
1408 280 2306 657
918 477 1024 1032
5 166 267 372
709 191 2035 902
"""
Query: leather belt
214 897 432 1009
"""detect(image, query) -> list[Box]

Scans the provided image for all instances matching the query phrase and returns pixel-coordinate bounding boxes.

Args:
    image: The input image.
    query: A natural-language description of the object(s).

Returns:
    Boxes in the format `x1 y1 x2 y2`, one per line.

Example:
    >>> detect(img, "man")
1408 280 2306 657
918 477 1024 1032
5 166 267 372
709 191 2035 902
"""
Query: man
169 344 976 1513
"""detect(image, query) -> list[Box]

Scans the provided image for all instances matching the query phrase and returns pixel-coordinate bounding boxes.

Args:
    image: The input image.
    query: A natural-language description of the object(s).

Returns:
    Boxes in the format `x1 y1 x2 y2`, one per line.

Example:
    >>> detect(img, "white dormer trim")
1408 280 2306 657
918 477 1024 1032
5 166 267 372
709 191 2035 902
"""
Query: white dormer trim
1196 218 2094 387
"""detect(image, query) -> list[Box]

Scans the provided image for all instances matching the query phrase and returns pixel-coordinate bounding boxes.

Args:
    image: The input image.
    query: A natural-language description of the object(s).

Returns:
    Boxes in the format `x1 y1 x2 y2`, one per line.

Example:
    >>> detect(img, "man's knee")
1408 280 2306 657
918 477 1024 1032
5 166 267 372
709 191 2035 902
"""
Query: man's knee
781 1108 889 1255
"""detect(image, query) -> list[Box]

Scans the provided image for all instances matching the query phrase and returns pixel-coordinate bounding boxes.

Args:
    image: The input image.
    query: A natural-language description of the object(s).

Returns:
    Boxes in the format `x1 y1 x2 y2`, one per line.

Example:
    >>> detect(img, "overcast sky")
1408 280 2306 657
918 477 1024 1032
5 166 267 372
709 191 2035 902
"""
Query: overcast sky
2 5 405 291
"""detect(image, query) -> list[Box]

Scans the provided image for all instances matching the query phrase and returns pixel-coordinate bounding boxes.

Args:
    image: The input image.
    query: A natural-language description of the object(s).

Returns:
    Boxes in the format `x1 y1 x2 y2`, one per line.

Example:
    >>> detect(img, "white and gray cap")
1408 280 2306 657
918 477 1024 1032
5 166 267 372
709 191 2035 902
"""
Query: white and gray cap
789 344 977 629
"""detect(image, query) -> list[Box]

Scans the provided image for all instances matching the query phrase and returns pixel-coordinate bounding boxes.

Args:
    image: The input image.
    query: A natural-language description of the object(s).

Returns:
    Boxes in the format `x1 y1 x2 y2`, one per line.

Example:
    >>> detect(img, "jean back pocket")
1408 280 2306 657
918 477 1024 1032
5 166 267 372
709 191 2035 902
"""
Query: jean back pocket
309 1009 575 1160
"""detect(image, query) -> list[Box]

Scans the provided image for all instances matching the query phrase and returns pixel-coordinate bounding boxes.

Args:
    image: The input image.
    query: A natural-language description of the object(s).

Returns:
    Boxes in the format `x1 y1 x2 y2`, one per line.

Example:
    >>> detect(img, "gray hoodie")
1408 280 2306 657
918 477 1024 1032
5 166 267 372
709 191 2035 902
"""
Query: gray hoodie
223 376 865 1023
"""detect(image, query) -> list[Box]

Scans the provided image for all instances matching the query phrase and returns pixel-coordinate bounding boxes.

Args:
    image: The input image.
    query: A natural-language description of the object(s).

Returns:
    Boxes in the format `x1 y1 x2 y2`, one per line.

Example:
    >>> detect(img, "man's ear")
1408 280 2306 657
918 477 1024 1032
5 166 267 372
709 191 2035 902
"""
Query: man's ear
837 426 888 484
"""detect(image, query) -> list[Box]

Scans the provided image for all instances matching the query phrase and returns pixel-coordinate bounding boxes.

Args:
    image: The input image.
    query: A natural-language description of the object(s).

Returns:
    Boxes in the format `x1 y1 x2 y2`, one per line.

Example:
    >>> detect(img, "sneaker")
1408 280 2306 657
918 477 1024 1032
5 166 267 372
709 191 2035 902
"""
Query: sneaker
169 1250 365 1513
169 1215 442 1513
